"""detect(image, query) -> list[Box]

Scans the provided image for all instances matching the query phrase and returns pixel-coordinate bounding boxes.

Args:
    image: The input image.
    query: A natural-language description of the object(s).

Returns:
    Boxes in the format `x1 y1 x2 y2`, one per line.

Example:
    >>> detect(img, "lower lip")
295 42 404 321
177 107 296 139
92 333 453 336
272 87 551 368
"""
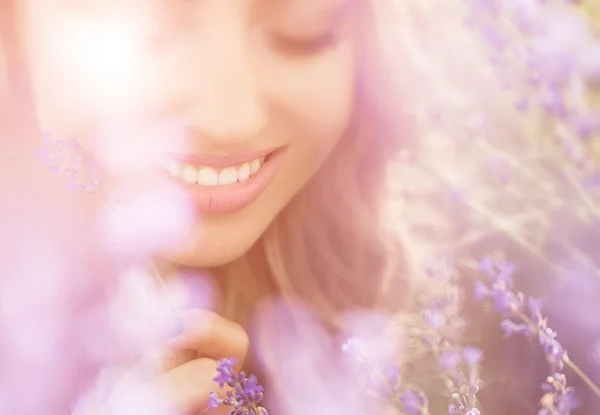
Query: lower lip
165 149 286 214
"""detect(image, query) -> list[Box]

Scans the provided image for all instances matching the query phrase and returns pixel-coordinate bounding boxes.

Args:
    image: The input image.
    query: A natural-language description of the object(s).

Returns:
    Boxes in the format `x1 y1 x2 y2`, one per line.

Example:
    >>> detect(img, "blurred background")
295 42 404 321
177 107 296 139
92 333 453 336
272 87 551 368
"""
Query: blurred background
385 1 600 414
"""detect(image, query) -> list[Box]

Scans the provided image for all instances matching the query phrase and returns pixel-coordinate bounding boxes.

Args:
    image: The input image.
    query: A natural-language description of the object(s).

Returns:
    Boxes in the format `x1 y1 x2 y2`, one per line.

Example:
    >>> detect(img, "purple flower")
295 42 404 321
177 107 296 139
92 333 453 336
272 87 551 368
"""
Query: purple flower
441 350 461 370
399 389 428 415
241 374 264 405
462 347 483 366
208 392 222 410
424 309 447 331
500 319 531 337
504 0 541 33
440 346 482 415
472 258 599 411
539 87 567 117
213 357 239 388
491 289 523 314
570 111 600 140
341 336 403 401
475 258 569 371
528 298 543 322
210 358 267 415
473 280 491 301
39 134 102 193
420 256 481 415
581 173 600 190
539 374 578 415
476 259 523 314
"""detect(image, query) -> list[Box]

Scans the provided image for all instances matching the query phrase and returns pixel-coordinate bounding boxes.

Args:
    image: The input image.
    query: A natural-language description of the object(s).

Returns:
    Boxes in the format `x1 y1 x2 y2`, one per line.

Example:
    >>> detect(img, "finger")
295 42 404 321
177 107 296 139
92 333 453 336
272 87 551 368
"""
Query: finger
167 310 249 365
156 357 220 415
158 348 198 373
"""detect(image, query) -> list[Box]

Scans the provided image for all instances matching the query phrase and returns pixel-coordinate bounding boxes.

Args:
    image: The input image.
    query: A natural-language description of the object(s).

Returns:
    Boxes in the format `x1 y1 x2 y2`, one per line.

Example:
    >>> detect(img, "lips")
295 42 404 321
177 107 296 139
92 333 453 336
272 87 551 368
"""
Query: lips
158 148 285 214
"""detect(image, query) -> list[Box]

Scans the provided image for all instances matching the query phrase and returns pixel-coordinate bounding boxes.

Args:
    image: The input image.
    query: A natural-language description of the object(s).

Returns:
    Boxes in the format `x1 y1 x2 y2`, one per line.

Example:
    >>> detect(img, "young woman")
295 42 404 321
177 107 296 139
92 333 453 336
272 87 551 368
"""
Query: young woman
1 1 413 414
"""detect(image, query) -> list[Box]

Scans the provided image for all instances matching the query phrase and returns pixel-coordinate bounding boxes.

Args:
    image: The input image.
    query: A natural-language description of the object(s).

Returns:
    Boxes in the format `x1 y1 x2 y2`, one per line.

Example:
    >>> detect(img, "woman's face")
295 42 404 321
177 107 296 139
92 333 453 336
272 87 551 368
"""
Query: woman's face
20 0 357 267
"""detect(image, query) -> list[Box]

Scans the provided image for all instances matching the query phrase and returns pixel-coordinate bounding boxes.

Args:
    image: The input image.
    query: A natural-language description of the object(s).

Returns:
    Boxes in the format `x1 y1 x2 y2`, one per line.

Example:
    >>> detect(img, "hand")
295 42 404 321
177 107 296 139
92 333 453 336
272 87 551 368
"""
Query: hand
75 309 249 415
157 309 249 414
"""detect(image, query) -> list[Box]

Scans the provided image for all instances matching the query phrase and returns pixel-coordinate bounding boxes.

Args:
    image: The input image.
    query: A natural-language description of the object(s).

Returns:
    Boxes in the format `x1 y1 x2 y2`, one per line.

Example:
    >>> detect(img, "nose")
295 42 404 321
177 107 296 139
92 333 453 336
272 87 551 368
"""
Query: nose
164 20 268 151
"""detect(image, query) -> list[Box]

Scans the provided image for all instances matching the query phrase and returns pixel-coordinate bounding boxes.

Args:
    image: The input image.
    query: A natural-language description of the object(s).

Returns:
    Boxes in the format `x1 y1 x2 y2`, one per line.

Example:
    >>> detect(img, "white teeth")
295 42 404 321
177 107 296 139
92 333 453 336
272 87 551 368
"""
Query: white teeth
238 162 250 182
181 165 198 184
198 167 219 186
219 167 238 185
250 158 260 174
163 156 267 185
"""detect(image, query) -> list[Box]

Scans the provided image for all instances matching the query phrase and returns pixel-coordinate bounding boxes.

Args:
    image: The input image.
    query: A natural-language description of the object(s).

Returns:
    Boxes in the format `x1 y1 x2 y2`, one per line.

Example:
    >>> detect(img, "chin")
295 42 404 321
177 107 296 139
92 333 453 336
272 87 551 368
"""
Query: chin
158 230 260 269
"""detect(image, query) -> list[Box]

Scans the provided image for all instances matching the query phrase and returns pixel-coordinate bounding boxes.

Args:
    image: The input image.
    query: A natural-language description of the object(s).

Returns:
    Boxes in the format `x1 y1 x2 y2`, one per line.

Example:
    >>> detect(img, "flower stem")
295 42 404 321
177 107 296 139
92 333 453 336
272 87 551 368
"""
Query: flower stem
564 358 600 399
516 311 600 399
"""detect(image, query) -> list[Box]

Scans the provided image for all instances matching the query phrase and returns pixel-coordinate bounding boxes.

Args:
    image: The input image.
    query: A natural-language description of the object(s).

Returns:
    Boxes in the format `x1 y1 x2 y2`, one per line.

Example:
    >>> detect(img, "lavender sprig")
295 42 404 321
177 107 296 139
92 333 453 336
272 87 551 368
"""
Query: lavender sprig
474 256 600 406
208 358 268 415
39 134 102 193
420 255 482 415
37 133 171 287
341 337 431 415
539 373 578 415
442 346 482 415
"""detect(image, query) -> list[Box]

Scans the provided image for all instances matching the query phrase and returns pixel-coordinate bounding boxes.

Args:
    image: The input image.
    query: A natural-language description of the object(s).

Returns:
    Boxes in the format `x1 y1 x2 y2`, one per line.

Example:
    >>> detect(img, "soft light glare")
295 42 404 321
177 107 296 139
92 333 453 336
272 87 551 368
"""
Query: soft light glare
53 14 144 108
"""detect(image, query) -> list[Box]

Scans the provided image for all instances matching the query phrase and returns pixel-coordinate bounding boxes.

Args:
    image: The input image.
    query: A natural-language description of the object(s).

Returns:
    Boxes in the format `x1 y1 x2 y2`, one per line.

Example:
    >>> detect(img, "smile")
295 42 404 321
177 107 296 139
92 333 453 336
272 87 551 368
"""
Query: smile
158 148 285 214
163 156 267 186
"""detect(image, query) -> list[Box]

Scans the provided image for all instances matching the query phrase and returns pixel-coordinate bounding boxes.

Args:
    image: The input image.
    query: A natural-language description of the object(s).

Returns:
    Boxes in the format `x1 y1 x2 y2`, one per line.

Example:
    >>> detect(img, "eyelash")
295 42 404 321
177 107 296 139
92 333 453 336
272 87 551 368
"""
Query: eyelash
268 31 341 56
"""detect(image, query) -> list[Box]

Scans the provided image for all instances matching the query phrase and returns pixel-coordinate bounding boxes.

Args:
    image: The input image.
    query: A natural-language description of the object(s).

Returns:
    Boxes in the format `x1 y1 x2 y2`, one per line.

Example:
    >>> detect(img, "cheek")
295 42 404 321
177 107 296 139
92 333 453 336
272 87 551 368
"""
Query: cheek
262 45 356 154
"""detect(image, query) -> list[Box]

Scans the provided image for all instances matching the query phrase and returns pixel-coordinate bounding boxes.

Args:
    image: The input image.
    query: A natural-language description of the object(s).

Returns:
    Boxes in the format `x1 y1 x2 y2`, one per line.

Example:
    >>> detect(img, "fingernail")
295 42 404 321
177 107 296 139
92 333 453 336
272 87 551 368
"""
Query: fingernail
165 317 185 339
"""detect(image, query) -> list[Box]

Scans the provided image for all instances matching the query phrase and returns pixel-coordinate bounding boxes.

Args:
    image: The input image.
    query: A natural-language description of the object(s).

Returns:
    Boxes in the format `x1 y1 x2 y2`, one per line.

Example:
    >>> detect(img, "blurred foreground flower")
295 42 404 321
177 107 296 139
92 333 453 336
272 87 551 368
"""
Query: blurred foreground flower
39 134 102 193
97 179 196 257
250 299 374 415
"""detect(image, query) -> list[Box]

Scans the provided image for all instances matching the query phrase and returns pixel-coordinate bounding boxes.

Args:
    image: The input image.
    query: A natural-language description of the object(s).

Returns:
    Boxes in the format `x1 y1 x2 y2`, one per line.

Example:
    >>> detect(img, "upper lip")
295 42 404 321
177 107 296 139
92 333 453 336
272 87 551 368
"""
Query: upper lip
165 146 282 169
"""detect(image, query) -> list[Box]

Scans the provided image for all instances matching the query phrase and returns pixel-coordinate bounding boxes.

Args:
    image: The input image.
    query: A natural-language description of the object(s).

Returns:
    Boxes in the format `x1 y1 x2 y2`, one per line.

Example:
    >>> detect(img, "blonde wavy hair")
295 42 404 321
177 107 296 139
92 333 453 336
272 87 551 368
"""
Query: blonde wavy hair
216 0 416 334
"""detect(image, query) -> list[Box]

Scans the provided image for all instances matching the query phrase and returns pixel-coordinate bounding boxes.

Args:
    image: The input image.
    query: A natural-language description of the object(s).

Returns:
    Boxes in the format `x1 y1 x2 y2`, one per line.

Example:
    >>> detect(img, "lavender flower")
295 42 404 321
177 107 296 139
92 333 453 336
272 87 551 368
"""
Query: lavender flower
473 256 600 412
399 389 429 415
475 258 568 372
341 333 431 414
209 358 268 415
539 373 578 415
39 134 102 193
419 255 482 415
341 337 402 405
442 346 483 415
421 254 466 343
474 259 522 315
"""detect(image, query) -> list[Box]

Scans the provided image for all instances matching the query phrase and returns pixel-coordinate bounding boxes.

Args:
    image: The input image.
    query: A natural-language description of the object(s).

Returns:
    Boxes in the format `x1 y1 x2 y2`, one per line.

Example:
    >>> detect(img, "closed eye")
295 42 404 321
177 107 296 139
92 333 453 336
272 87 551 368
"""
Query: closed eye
267 31 341 57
